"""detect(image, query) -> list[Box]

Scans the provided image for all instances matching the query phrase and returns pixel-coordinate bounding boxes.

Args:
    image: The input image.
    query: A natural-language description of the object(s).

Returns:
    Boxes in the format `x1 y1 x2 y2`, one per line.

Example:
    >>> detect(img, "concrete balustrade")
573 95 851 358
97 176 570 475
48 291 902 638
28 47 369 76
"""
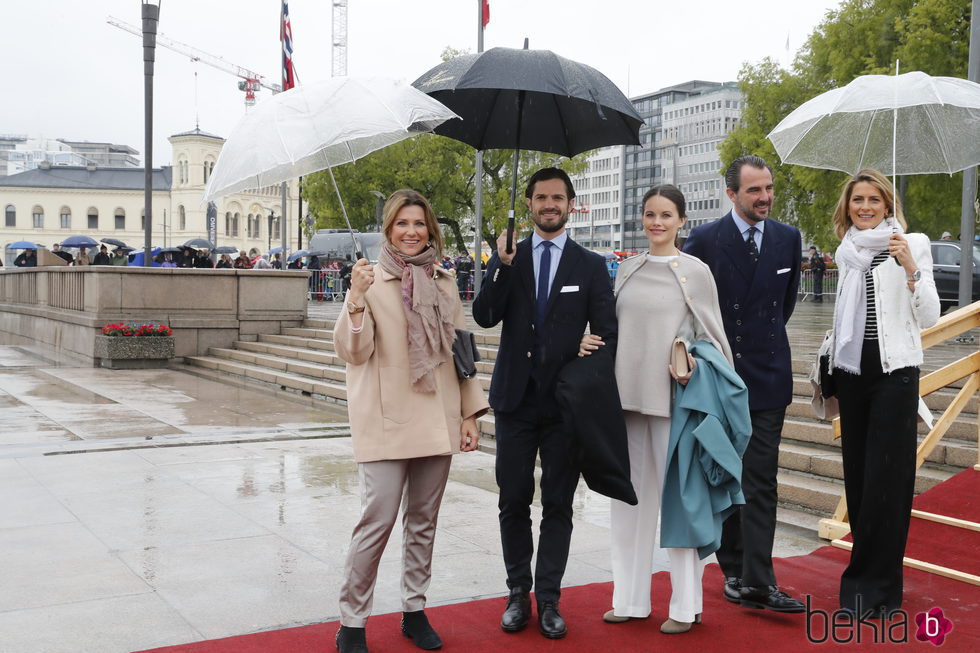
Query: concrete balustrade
0 267 310 363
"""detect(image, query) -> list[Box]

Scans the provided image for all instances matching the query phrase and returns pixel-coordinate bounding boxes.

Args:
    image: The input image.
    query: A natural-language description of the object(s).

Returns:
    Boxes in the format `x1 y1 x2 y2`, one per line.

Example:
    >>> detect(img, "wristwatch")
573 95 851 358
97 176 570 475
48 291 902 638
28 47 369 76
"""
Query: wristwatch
346 300 365 314
907 270 921 282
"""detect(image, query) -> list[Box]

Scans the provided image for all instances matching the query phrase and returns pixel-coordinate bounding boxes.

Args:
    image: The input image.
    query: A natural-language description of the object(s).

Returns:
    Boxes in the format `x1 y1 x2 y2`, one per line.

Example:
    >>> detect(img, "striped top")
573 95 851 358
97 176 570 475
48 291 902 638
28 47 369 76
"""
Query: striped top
864 252 890 340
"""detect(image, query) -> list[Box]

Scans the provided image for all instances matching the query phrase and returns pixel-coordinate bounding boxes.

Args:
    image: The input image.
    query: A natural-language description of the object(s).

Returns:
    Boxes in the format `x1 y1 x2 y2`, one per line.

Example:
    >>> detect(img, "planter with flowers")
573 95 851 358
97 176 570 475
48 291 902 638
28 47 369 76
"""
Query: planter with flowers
94 323 175 369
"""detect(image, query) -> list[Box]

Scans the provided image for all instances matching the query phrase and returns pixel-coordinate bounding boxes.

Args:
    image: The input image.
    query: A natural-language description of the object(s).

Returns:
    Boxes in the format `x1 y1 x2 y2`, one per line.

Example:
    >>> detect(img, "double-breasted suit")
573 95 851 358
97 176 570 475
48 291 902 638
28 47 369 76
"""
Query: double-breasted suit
684 211 801 588
473 235 617 602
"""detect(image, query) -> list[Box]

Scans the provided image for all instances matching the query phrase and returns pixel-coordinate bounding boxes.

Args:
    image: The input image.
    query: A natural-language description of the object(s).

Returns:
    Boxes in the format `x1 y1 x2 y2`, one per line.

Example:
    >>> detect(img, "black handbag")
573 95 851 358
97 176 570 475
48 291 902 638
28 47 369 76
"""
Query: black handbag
819 353 836 398
452 328 480 380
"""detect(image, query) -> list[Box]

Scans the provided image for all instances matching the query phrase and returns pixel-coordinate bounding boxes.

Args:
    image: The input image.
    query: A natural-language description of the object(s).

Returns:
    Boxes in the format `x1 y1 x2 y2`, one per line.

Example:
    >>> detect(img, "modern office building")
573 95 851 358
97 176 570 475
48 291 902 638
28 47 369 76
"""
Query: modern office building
570 80 744 252
0 136 141 177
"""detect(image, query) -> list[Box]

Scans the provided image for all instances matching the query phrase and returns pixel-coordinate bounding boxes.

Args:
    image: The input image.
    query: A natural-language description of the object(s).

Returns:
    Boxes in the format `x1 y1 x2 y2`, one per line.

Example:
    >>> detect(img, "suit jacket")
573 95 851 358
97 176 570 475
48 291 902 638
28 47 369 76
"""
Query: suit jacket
555 347 637 505
683 212 801 410
473 236 617 413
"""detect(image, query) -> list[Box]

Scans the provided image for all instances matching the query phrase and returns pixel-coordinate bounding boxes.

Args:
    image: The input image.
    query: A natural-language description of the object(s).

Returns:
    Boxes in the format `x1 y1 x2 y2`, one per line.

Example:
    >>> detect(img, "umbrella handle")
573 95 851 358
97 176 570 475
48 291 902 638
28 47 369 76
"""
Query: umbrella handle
506 213 515 254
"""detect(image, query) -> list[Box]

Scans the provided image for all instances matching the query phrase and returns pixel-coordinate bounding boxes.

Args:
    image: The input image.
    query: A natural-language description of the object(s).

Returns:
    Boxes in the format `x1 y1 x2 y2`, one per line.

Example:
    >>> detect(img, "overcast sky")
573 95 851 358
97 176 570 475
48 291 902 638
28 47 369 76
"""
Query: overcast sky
3 0 844 166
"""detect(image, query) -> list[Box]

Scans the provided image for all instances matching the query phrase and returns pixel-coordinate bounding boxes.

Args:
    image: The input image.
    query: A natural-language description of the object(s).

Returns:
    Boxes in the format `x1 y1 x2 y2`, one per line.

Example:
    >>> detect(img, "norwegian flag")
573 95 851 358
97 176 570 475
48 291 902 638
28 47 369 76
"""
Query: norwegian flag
281 1 296 90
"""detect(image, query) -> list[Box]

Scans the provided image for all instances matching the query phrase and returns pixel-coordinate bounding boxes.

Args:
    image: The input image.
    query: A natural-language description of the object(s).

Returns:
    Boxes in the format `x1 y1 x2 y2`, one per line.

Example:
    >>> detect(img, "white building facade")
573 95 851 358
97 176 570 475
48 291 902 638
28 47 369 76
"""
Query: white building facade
0 128 297 263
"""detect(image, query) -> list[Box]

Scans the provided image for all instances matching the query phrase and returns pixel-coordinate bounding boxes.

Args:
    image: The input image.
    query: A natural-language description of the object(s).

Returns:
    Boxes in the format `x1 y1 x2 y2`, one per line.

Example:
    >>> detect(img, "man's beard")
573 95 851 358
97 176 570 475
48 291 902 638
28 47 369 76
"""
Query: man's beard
532 210 568 233
738 199 771 222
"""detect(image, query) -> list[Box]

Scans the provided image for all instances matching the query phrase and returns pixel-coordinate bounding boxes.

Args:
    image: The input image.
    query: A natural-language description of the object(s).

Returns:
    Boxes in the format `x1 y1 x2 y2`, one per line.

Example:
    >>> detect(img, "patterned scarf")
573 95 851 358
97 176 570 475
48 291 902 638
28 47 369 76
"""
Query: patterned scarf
378 243 456 392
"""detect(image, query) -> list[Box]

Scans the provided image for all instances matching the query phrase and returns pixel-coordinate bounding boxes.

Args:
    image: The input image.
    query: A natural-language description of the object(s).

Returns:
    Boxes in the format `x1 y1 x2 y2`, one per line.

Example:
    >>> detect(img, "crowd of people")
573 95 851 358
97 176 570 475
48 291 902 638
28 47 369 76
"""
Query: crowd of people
332 159 940 653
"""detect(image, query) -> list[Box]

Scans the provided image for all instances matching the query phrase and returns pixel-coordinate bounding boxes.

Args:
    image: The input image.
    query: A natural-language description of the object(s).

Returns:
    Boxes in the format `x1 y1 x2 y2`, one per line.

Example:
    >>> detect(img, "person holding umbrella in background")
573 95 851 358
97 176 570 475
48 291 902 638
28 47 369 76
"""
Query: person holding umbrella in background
473 168 617 640
825 169 940 616
14 249 37 267
808 246 825 302
74 246 91 266
333 189 487 653
93 245 112 265
110 248 129 266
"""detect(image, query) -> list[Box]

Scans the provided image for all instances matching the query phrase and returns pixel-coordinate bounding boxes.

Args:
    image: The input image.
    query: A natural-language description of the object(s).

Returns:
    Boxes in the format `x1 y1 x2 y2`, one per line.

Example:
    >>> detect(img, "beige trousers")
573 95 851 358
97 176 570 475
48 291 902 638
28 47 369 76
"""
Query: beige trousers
338 455 452 627
610 412 705 623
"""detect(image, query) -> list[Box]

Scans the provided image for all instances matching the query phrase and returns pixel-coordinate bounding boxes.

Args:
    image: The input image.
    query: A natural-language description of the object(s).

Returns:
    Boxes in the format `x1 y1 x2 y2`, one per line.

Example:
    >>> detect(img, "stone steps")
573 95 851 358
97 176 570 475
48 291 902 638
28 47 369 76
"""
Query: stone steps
183 317 978 526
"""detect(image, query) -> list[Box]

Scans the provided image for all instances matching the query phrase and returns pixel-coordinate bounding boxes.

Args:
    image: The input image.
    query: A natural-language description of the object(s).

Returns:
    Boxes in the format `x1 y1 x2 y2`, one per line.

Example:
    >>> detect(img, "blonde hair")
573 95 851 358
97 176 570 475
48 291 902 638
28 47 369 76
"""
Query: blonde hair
381 189 444 257
831 168 906 240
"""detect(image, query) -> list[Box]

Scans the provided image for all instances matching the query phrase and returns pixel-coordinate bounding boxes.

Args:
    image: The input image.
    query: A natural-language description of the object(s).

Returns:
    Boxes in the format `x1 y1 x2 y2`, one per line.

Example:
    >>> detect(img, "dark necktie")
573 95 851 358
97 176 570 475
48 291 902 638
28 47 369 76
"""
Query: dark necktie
746 226 760 264
536 241 554 327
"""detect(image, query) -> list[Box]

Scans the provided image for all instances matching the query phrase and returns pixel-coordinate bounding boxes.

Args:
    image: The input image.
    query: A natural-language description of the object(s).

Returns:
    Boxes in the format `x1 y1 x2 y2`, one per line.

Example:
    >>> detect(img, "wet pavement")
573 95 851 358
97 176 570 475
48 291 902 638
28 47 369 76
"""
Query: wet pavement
1 298 974 652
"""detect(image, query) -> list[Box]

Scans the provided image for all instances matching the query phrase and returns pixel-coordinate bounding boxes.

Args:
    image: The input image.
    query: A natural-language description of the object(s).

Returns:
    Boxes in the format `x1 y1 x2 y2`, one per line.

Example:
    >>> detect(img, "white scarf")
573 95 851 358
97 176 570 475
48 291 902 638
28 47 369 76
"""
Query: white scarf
832 219 900 374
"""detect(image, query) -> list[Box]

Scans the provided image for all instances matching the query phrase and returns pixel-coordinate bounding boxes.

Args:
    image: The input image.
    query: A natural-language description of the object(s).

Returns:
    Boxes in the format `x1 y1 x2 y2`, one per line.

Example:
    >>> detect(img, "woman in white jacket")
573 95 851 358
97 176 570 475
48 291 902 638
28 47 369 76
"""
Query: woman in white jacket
828 169 940 617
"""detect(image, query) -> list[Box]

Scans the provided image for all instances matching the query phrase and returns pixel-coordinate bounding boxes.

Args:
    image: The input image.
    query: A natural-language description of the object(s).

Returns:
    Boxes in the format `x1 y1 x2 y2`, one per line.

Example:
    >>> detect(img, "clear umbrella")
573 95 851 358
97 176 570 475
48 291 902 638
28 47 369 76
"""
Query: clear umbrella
203 76 458 254
767 71 980 176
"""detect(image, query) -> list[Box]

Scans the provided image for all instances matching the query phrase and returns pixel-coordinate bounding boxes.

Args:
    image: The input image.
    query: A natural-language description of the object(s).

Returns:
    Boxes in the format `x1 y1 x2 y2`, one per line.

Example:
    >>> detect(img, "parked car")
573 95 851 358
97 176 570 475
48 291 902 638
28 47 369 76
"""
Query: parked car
929 240 980 310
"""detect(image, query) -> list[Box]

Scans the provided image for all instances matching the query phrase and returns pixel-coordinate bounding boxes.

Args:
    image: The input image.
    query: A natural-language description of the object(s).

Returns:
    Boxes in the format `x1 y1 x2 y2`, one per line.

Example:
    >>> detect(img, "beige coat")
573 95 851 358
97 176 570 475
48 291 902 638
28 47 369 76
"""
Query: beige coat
334 266 489 463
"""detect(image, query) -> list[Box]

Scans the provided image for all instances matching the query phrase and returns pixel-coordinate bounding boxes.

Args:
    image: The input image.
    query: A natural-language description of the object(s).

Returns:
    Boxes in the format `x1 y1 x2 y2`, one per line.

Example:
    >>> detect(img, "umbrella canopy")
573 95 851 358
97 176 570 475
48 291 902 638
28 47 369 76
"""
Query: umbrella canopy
203 76 459 201
183 238 215 250
160 247 182 254
59 235 100 249
7 240 39 249
267 246 283 255
101 237 129 248
287 250 309 263
767 71 980 176
214 246 239 254
413 47 642 157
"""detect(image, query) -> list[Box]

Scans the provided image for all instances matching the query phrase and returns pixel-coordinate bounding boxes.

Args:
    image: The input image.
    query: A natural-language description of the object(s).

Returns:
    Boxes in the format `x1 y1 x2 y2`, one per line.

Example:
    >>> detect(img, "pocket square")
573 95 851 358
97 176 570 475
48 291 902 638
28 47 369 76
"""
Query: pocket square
777 267 791 274
560 285 580 293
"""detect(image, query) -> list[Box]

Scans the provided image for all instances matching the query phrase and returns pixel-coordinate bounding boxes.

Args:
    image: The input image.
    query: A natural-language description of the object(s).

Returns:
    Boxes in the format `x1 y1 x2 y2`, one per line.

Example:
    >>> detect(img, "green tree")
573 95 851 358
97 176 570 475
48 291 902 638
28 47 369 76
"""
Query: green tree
723 0 974 250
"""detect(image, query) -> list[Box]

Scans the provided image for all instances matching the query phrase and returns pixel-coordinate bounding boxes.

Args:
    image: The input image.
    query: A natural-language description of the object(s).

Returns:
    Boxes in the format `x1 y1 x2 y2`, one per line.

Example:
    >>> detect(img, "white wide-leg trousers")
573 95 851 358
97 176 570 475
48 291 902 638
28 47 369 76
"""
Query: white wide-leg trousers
610 411 704 623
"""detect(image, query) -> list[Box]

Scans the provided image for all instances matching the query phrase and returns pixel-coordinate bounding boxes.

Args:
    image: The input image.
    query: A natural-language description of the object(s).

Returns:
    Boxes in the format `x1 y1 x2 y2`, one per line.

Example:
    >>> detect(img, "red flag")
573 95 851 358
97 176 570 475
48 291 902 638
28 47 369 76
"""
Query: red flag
281 1 296 90
482 0 490 28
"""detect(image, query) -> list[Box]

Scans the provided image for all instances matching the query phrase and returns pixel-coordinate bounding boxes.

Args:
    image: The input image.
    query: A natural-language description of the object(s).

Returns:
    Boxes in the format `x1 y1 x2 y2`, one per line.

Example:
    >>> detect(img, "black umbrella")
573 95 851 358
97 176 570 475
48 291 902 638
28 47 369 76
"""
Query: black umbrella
101 237 129 248
183 238 215 250
413 44 642 252
214 246 239 254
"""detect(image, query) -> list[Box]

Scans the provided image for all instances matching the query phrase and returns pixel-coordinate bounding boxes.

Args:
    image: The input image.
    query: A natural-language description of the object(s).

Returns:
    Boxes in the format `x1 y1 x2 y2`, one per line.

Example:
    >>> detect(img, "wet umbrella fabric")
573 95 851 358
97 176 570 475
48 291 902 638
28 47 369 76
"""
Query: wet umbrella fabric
287 250 309 263
214 246 239 254
413 47 643 157
59 235 100 249
767 71 980 176
183 238 215 250
8 240 39 249
413 46 642 250
101 237 129 248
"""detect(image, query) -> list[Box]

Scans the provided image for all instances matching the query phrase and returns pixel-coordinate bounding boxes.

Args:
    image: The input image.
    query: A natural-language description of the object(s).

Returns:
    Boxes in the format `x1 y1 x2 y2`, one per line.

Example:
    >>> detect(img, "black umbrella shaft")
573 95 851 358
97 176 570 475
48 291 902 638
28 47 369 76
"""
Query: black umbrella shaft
506 90 526 255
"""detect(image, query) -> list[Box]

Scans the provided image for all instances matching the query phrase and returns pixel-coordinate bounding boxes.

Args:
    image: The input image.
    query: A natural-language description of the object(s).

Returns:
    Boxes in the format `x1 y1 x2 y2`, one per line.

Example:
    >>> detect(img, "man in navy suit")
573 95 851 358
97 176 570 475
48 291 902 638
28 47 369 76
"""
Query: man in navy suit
473 167 617 639
683 155 805 613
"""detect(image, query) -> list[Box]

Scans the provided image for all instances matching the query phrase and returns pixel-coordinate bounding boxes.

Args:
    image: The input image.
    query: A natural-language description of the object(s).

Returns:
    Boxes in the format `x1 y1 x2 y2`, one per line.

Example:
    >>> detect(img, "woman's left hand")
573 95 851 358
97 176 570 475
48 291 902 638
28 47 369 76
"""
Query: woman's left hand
888 233 916 270
668 353 697 386
460 417 480 452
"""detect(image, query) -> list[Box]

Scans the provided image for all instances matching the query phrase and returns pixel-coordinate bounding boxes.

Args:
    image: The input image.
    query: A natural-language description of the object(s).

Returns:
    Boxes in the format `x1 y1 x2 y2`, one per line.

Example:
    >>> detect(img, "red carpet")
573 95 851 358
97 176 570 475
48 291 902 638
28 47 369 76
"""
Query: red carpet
138 471 980 653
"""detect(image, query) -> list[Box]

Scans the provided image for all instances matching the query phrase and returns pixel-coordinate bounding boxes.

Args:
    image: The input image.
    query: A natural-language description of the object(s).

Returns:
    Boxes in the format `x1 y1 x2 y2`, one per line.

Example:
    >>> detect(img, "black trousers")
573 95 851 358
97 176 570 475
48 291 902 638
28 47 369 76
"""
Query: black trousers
813 272 824 301
717 407 785 587
835 342 918 613
494 381 579 603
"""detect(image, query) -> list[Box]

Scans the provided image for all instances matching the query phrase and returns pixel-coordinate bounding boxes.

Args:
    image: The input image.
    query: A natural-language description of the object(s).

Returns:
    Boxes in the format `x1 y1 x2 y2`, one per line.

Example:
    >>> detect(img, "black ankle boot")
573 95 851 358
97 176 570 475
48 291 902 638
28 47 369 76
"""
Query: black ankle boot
401 610 443 650
335 625 368 653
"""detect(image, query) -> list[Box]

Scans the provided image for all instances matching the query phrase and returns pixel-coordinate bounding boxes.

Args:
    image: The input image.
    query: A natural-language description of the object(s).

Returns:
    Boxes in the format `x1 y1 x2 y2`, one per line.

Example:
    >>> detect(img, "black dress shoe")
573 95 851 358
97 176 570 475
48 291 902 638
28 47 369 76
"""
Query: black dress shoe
723 577 741 603
537 600 567 639
739 585 805 613
336 626 369 653
500 587 532 633
401 611 442 650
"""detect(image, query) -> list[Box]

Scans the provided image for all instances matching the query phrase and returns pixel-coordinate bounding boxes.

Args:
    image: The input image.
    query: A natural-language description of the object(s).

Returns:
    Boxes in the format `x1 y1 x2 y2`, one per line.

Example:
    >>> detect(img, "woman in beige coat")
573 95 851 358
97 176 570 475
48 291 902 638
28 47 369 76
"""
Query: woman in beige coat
333 189 488 653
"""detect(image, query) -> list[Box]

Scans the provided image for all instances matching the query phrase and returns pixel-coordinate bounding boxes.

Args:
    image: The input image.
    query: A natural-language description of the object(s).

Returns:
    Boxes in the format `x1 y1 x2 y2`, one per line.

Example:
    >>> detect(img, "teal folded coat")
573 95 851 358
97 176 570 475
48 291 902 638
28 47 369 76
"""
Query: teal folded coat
660 340 752 559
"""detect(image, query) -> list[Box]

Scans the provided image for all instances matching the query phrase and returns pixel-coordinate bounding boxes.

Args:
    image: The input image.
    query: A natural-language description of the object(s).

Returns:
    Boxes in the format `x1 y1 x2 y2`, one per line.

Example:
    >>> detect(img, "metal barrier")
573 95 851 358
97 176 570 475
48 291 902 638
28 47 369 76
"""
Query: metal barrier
308 269 345 301
306 268 478 302
800 268 838 302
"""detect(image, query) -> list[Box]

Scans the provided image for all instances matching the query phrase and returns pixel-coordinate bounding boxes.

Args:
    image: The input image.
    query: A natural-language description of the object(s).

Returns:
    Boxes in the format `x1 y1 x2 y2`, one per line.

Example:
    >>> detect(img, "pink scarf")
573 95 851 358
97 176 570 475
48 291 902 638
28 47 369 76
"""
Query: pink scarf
378 244 456 392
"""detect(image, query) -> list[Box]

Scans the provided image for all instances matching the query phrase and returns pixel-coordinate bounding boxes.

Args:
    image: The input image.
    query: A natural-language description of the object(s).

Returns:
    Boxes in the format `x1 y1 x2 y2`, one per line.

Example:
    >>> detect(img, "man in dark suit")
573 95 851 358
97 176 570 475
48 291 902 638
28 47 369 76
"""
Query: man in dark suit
473 167 617 639
683 155 804 613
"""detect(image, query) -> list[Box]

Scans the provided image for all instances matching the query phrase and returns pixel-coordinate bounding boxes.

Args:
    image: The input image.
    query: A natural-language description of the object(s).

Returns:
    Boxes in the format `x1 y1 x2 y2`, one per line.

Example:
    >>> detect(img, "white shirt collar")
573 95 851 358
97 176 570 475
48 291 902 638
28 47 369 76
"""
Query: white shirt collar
531 230 568 251
731 209 765 237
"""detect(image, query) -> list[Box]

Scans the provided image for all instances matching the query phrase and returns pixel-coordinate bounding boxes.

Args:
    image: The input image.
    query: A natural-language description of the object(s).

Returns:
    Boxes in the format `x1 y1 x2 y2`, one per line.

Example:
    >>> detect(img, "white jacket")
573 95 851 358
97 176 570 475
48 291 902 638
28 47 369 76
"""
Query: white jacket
830 232 941 374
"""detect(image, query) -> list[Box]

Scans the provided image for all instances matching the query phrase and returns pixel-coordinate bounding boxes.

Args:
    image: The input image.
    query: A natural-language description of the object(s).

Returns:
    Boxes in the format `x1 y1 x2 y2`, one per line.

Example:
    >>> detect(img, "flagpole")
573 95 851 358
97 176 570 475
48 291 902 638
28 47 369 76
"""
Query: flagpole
280 0 289 259
472 0 486 295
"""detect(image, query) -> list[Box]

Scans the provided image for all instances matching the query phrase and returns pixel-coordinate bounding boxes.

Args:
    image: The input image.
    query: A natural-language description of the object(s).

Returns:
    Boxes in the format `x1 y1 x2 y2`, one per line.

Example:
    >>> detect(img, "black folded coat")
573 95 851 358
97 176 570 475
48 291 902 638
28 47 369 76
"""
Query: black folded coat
555 347 637 505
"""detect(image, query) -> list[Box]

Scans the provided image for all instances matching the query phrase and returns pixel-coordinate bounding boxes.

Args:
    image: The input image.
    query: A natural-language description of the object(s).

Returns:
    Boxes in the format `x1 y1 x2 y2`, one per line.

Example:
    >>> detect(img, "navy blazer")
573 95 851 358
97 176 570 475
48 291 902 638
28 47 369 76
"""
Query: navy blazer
683 212 801 410
473 236 617 413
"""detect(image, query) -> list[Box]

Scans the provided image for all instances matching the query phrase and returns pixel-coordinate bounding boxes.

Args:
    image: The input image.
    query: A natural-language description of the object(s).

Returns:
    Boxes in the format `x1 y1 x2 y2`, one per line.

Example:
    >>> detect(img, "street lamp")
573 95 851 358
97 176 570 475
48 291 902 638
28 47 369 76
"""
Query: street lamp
141 0 160 267
369 190 386 232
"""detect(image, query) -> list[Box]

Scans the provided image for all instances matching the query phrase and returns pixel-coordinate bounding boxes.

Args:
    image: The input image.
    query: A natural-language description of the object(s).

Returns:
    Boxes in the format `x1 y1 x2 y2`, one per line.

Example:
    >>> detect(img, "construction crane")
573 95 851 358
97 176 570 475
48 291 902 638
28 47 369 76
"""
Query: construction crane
107 16 281 106
332 0 348 77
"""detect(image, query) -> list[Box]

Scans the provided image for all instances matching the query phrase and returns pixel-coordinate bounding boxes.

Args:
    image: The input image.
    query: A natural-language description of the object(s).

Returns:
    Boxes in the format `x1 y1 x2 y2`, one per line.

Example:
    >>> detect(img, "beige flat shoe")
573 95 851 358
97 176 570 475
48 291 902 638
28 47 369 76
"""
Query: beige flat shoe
602 609 631 623
660 614 702 634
